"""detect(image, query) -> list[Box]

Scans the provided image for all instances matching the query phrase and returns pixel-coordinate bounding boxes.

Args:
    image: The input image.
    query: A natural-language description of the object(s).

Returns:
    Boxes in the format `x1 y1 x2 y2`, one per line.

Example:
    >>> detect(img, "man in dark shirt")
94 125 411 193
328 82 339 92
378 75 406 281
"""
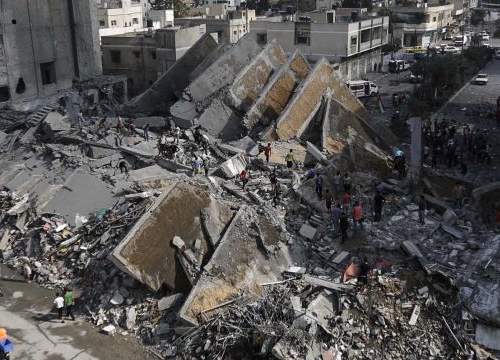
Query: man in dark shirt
339 212 349 244
373 190 386 222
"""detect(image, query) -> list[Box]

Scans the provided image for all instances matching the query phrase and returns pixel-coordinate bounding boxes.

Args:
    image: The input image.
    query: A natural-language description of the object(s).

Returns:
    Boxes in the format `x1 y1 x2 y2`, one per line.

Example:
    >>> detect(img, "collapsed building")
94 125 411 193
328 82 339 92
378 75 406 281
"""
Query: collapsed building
0 33 500 360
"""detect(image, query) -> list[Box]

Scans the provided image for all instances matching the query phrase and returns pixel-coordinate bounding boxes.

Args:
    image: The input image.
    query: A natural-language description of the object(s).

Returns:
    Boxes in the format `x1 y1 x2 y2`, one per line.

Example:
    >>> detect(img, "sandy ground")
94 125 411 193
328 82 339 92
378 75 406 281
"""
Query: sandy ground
0 265 155 360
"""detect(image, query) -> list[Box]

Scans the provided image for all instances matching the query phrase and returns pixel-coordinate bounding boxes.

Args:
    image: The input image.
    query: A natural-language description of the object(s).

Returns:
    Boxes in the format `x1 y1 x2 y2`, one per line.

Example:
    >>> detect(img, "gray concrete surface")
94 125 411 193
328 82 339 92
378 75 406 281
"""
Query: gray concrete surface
0 266 154 360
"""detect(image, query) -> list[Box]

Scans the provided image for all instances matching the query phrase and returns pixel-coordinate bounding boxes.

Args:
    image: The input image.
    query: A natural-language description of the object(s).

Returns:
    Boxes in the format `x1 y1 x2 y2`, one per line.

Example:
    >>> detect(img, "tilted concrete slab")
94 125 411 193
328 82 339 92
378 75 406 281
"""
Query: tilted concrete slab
196 98 244 140
276 58 370 141
186 35 262 104
228 40 286 111
188 42 233 83
244 50 310 132
131 34 218 113
179 206 291 325
109 181 234 291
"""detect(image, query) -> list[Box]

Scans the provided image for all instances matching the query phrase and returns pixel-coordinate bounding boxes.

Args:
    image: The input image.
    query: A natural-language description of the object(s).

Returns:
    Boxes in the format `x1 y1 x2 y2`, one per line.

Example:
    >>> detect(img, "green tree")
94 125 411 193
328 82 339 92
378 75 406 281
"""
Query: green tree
470 9 486 26
151 0 190 16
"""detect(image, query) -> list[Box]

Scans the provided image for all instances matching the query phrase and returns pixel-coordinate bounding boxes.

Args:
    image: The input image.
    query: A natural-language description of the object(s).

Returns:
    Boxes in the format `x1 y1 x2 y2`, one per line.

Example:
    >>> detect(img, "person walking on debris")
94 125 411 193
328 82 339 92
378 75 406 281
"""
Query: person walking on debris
357 257 372 290
54 292 65 323
342 191 351 214
158 132 167 156
285 149 294 171
273 181 282 207
23 261 32 283
264 143 272 163
334 171 343 198
418 196 426 225
194 127 202 144
315 174 323 199
325 189 333 212
240 168 249 190
201 134 209 155
193 157 202 176
343 173 352 194
352 201 363 232
332 203 341 233
143 124 150 142
63 287 75 321
116 116 124 135
305 168 315 180
203 158 210 177
373 190 385 222
339 212 349 243
269 168 278 188
118 161 129 176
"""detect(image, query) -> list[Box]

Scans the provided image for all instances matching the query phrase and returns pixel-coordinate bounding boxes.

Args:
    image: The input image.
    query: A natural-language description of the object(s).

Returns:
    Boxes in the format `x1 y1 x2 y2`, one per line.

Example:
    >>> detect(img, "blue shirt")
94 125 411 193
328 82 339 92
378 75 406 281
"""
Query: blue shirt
332 207 341 221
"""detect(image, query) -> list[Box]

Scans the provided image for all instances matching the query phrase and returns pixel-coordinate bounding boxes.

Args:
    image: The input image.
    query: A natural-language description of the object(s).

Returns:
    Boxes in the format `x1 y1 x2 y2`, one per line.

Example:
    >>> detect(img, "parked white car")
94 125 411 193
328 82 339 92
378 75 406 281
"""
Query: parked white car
473 73 488 85
443 46 459 54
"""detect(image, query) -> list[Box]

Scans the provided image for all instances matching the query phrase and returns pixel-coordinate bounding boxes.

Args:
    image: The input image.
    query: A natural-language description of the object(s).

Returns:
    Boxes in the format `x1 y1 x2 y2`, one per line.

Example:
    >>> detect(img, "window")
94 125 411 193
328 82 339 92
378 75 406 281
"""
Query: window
257 33 267 44
110 50 121 64
433 17 436 21
151 51 157 60
327 12 334 23
99 20 105 27
350 36 357 46
40 62 56 85
0 86 10 102
233 30 237 35
133 51 140 58
133 18 139 24
111 20 117 26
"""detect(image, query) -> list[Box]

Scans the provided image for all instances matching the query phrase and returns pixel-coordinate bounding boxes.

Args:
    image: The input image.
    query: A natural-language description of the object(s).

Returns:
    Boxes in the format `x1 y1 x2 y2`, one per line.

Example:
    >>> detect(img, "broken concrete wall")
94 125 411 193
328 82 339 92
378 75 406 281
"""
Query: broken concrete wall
188 43 232 83
196 98 244 140
131 34 218 113
179 206 291 325
228 40 286 111
243 50 310 132
276 58 335 140
110 181 232 292
186 35 262 104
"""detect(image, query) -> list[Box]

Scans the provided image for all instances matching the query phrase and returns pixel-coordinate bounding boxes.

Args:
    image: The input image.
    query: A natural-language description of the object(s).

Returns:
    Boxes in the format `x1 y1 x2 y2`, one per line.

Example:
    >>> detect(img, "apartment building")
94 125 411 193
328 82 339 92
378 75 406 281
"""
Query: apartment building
250 9 389 79
97 0 148 29
392 4 455 47
101 25 207 96
0 0 102 109
175 9 256 43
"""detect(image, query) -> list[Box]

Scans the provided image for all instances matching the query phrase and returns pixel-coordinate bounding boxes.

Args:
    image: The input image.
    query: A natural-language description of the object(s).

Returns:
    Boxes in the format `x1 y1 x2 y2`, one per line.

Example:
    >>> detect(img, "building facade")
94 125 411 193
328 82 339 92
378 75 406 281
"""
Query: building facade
250 10 389 79
97 0 146 30
392 4 455 47
175 10 256 43
0 0 102 108
101 25 207 96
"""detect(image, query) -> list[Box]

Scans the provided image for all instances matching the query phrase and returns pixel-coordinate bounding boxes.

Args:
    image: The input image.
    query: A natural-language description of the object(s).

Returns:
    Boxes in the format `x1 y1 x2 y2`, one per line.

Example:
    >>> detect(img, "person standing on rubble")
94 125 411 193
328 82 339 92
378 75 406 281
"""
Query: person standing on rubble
343 173 352 194
174 127 180 144
333 171 343 199
325 189 333 212
54 292 65 323
273 181 282 207
264 143 272 163
285 149 294 171
143 124 150 142
451 182 466 208
332 203 341 233
315 174 323 199
269 168 278 188
193 157 202 176
116 116 124 135
418 196 426 224
352 201 364 232
339 212 349 243
240 168 249 190
373 190 385 222
342 191 351 214
201 134 210 155
63 288 75 321
118 161 129 176
158 132 167 156
203 158 210 177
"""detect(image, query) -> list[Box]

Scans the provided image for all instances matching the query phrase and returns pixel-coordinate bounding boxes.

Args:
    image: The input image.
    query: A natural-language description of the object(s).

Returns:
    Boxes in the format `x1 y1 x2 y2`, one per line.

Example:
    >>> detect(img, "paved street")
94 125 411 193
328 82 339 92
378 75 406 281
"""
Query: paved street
0 266 155 360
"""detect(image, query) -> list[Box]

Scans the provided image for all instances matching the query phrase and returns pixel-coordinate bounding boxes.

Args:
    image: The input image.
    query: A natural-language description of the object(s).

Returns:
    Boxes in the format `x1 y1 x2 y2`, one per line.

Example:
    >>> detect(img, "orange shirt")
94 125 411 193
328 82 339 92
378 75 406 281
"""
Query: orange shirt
0 328 7 341
353 205 363 221
342 193 351 205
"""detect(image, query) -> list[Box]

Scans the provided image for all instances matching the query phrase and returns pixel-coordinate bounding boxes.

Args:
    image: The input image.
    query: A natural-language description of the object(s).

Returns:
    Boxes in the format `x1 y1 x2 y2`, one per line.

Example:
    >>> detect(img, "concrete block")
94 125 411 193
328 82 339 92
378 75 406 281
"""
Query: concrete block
306 141 327 163
299 223 317 240
44 112 71 132
0 130 8 146
442 209 458 225
197 98 244 140
332 251 350 264
219 153 247 178
441 223 464 239
132 116 166 128
158 293 184 311
476 324 500 350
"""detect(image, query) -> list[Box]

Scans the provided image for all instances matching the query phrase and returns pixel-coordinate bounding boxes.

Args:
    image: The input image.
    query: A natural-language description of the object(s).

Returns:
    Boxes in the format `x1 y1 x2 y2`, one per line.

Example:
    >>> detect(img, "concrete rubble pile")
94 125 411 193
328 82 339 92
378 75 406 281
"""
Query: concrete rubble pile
0 33 499 360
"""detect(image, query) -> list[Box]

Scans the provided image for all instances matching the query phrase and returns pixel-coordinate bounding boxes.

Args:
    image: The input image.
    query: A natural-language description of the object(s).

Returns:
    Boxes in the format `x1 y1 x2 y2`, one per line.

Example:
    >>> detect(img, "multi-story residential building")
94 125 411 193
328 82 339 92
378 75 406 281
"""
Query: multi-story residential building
391 4 455 47
250 9 389 79
101 25 208 96
0 0 102 109
175 9 256 43
97 0 149 29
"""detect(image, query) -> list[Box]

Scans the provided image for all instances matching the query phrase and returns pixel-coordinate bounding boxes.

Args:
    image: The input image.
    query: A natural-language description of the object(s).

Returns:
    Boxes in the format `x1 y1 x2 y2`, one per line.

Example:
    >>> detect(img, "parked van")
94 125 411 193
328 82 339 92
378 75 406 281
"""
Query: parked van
345 80 379 98
388 60 411 73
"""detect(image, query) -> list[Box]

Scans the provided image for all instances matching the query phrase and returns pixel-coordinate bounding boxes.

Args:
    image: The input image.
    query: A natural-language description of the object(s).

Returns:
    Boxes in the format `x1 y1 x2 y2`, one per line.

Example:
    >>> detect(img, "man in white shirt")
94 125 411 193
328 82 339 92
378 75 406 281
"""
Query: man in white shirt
54 292 65 323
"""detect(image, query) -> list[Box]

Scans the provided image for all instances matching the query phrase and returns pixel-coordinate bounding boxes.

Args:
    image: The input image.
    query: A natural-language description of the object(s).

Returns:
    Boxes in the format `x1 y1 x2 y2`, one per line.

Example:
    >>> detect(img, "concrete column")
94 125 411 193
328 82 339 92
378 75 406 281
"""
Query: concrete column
410 116 422 179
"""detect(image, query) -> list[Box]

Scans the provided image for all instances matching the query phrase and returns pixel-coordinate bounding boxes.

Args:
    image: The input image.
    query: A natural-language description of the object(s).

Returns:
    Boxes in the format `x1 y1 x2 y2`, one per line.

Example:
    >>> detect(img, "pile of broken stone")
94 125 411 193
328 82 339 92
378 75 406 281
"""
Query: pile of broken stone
0 103 500 360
